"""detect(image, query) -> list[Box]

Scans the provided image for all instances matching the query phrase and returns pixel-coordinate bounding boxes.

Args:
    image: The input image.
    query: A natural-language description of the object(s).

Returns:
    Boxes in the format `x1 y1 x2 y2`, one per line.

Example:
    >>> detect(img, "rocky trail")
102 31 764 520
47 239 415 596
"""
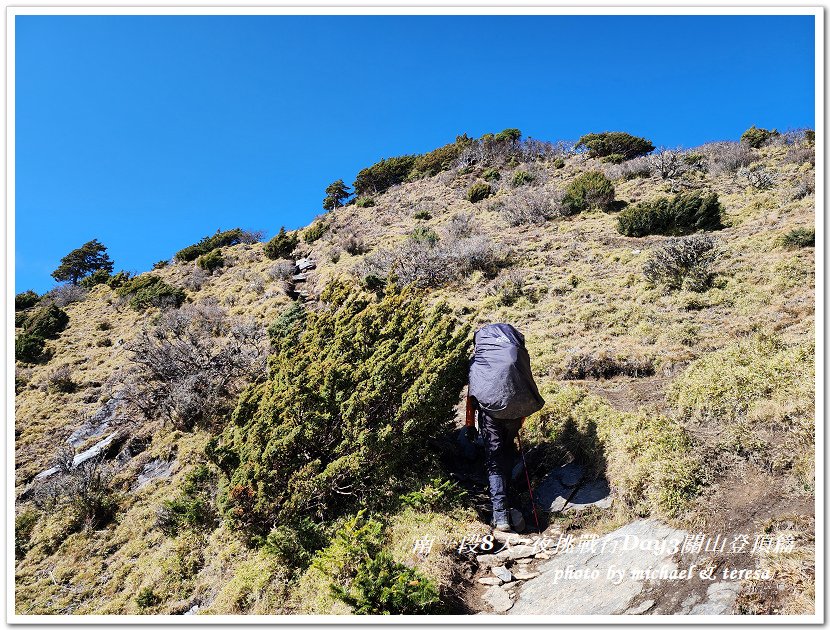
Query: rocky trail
463 461 759 616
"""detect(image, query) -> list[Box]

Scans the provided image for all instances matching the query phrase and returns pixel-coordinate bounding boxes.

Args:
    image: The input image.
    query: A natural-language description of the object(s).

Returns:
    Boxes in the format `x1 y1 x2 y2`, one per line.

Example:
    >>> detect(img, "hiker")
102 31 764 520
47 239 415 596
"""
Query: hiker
465 323 545 532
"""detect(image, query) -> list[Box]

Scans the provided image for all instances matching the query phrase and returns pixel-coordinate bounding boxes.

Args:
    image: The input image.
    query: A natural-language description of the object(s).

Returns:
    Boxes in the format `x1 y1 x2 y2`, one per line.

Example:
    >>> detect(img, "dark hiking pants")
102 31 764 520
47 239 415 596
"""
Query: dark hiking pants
479 410 523 525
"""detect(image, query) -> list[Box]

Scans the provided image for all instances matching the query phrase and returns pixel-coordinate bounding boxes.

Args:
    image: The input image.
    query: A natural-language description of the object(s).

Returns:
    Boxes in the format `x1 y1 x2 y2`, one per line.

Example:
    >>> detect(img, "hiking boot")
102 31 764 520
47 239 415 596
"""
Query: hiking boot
494 521 513 533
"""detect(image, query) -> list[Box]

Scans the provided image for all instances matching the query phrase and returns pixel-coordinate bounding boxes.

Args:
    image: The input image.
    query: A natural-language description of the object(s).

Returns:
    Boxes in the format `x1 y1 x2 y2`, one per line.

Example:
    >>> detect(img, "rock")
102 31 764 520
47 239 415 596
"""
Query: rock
534 552 551 560
507 544 537 560
625 599 655 615
34 430 123 481
535 462 584 512
477 552 510 568
478 577 503 586
492 566 513 582
513 570 540 580
510 508 526 533
296 257 316 272
481 586 514 612
501 581 519 590
508 518 688 615
492 529 532 546
563 477 613 512
515 558 533 565
688 582 741 615
132 458 176 492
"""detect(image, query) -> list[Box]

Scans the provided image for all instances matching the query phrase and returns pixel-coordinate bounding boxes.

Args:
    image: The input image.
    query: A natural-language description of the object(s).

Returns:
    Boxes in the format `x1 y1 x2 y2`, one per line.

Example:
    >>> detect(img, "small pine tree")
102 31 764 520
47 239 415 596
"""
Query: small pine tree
323 179 352 211
51 239 114 285
264 227 299 260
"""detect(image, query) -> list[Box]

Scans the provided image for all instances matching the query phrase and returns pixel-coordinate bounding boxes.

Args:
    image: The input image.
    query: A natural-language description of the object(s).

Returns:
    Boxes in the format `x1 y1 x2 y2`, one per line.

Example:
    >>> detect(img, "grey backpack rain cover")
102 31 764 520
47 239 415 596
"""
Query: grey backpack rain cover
468 323 545 420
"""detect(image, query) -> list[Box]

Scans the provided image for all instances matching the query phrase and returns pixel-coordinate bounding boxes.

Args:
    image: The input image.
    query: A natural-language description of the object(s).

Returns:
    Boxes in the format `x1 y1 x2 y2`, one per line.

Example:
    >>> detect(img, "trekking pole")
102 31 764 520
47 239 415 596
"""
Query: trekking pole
517 431 541 533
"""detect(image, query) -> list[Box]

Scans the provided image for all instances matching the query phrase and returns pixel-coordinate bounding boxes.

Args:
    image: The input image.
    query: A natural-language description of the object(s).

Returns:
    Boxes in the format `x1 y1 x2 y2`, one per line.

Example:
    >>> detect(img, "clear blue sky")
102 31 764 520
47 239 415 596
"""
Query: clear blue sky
15 14 815 294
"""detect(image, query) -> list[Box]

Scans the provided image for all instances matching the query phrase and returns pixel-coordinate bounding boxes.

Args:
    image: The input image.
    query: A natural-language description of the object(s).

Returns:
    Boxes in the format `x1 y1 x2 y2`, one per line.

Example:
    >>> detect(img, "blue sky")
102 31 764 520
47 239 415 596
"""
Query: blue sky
15 14 815 293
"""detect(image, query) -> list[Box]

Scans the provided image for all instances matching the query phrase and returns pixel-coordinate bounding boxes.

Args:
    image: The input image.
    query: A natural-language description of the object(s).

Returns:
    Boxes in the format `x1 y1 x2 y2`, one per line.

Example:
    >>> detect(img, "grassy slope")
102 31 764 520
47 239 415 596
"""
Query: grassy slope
14 141 815 614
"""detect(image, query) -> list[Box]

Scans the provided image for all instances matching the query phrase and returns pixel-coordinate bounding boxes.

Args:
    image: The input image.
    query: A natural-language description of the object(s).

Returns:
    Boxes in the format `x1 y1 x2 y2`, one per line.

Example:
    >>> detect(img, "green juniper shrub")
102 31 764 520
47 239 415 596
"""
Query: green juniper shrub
264 227 299 260
466 181 492 204
106 270 133 290
511 170 534 186
263 517 328 571
333 550 443 614
303 221 328 244
156 465 218 536
152 260 169 270
15 509 39 559
413 210 432 221
15 290 40 311
399 478 467 511
79 269 112 289
266 301 307 351
617 191 724 237
779 227 815 249
115 276 186 311
356 197 376 208
575 131 655 161
562 170 615 214
805 129 816 144
15 312 28 328
96 338 113 347
353 155 418 196
409 226 439 247
494 128 522 143
409 135 474 178
740 125 780 149
196 249 224 273
207 282 470 539
482 168 500 182
683 152 707 172
361 273 386 292
24 303 69 339
15 333 46 363
174 228 249 262
136 587 160 610
553 157 566 169
97 320 113 331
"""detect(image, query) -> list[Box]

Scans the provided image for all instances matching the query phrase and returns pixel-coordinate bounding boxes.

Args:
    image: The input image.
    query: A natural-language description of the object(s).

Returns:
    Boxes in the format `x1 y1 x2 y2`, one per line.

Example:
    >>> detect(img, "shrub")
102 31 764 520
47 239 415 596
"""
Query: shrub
264 517 328 571
15 333 45 363
152 260 169 270
43 283 88 307
356 197 376 208
501 189 565 226
121 303 267 430
136 587 160 610
682 152 707 173
482 168 500 181
553 157 565 169
563 352 655 379
197 249 225 273
409 226 438 246
604 156 652 181
157 465 218 536
15 509 39 559
79 268 112 289
46 365 76 393
174 228 253 262
790 175 815 200
562 171 615 214
359 233 500 289
739 166 775 190
617 191 724 237
466 181 492 203
443 212 475 240
106 270 133 290
15 290 40 310
698 141 754 175
779 227 815 249
511 170 534 187
576 131 654 161
354 155 418 196
207 282 471 537
338 232 367 256
648 149 684 180
643 234 719 291
485 269 526 306
267 301 307 351
740 125 780 148
23 303 69 339
267 261 296 281
413 210 432 220
494 128 521 143
115 276 186 311
323 179 352 211
303 221 328 244
409 135 474 178
264 227 299 260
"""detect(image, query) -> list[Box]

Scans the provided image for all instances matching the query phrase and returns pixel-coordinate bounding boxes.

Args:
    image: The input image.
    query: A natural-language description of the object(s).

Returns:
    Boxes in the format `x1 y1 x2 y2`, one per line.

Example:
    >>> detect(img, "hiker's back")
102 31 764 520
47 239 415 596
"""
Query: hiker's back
468 323 545 420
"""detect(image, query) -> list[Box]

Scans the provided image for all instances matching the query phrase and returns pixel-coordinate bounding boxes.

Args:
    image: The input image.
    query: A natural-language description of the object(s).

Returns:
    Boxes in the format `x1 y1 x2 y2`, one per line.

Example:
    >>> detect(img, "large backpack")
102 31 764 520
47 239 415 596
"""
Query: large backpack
468 323 545 420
